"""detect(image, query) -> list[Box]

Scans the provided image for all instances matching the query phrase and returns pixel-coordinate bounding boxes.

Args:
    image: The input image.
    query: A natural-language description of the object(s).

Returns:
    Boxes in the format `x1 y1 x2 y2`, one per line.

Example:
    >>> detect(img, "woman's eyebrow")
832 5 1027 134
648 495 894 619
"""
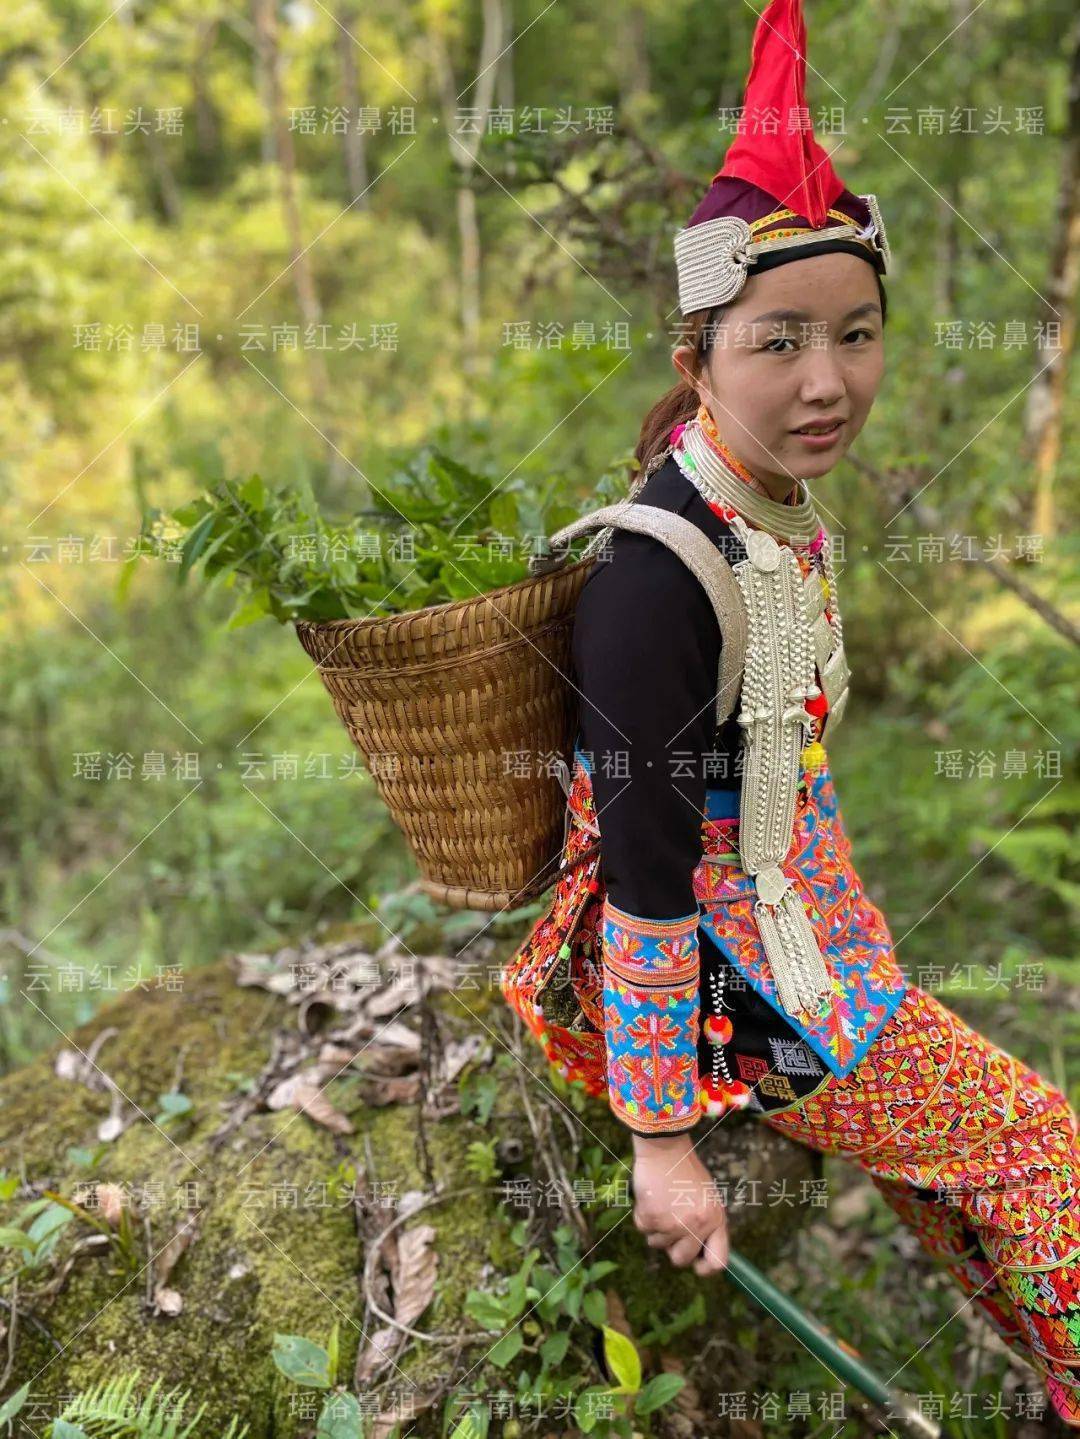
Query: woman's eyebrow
748 302 881 325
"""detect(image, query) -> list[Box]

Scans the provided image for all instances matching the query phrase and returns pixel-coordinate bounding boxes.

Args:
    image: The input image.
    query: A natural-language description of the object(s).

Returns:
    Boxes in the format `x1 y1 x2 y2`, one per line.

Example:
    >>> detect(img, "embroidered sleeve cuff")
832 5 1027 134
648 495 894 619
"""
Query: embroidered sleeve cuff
601 899 703 1136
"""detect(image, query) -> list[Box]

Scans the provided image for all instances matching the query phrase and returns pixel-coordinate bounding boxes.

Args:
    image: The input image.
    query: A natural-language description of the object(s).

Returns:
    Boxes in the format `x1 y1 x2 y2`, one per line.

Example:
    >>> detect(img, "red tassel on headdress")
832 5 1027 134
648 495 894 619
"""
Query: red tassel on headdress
713 0 843 227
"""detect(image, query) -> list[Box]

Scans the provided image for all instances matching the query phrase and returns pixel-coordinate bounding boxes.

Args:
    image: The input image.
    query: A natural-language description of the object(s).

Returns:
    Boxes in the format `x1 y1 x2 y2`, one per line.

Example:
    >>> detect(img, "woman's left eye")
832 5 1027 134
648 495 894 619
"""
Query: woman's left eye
763 328 875 353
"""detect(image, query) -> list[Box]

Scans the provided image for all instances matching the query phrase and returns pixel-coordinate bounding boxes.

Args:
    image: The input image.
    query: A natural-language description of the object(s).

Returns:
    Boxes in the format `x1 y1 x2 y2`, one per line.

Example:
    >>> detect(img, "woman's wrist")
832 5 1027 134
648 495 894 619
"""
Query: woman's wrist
631 1129 694 1155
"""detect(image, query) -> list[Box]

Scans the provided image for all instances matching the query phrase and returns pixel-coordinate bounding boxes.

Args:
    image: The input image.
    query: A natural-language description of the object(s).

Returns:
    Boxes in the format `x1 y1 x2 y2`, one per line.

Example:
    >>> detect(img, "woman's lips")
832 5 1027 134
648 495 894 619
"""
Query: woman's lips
791 419 845 449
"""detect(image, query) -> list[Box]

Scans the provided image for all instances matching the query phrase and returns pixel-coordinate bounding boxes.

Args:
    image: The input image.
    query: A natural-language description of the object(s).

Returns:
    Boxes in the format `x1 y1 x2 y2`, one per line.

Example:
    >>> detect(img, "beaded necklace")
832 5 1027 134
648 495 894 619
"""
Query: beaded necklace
697 405 799 508
669 408 844 765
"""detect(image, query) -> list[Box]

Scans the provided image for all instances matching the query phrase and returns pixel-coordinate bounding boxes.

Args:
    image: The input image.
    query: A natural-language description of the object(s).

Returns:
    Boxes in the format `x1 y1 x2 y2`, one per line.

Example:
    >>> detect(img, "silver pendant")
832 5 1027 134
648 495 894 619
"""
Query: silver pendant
746 528 781 572
818 684 849 743
803 569 826 623
754 865 790 906
821 644 851 709
812 612 834 672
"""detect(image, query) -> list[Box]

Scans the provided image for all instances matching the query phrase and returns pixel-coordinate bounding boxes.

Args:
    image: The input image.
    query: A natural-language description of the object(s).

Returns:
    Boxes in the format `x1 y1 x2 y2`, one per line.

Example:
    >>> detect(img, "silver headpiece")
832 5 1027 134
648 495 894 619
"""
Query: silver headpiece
674 194 891 317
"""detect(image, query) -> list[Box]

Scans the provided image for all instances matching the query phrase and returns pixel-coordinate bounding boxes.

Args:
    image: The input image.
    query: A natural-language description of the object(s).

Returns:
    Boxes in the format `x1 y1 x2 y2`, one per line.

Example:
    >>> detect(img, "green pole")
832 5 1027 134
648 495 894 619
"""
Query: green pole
724 1250 941 1439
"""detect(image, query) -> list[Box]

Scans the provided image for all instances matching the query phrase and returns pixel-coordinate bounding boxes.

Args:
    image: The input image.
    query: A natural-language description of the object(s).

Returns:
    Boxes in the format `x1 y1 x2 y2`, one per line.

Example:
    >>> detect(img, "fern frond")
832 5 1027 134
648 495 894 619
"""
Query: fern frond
53 1369 249 1439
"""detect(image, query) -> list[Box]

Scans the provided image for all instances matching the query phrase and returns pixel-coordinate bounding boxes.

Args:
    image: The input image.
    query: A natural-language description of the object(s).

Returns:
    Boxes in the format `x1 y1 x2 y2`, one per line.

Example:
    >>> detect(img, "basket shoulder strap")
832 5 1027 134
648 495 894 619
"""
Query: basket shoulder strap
542 501 747 727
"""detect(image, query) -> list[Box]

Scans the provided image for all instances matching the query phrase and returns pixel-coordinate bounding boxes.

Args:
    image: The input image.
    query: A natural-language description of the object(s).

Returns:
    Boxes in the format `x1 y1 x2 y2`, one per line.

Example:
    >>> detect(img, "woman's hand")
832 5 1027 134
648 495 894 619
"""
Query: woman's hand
630 1132 729 1276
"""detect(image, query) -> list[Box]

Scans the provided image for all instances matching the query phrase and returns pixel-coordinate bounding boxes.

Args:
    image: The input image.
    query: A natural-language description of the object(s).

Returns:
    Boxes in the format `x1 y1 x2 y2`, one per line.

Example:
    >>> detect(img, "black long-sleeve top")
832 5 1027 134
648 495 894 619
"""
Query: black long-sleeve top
568 452 831 1138
568 456 743 1135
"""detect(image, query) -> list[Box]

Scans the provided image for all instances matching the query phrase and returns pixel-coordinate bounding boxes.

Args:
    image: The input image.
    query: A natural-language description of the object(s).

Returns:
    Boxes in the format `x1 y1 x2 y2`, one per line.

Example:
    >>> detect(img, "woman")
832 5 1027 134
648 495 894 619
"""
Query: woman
502 0 1079 1426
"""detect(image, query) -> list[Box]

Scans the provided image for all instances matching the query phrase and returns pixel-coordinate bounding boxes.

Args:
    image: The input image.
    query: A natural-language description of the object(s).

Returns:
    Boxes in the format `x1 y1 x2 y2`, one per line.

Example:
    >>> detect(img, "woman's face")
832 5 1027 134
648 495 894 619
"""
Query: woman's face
673 251 885 500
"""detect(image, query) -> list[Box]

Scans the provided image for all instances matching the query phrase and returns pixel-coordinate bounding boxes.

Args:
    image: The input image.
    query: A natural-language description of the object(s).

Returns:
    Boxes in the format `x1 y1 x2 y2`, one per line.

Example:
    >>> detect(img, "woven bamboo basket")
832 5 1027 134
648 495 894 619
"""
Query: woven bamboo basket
294 556 597 913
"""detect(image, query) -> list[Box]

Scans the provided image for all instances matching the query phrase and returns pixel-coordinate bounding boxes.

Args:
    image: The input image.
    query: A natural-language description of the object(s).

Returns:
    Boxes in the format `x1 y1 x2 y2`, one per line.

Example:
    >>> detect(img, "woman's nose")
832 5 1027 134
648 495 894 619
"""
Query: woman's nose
799 346 847 405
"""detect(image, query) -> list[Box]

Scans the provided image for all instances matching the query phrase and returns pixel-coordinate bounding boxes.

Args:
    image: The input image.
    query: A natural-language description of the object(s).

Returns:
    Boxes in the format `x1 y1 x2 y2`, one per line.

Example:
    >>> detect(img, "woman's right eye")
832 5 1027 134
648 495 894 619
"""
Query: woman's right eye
763 336 797 354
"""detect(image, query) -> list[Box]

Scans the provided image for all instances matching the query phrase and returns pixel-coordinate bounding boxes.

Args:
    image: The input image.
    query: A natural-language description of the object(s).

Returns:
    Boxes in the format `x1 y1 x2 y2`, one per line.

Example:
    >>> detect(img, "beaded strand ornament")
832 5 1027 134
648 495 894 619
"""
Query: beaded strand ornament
701 961 753 1115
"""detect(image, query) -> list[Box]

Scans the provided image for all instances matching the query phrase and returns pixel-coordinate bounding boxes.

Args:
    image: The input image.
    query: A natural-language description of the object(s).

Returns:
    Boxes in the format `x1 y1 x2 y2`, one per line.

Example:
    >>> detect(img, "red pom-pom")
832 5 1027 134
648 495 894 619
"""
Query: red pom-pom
699 1074 753 1116
702 1014 733 1045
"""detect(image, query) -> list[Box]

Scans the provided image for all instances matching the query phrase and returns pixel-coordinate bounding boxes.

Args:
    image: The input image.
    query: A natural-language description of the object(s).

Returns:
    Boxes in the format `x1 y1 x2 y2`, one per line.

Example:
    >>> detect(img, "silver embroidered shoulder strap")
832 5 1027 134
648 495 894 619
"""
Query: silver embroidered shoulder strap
725 515 833 1020
531 500 748 726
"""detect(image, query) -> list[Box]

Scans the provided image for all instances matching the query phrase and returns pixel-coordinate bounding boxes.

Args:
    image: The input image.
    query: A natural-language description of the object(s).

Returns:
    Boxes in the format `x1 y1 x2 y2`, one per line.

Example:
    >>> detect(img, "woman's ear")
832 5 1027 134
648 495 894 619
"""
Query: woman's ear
672 345 698 392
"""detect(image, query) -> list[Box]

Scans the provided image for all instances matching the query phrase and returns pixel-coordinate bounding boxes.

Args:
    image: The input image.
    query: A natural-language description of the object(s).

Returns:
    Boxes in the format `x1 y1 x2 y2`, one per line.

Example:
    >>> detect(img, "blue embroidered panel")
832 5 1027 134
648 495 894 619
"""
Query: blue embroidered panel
698 914 908 1080
601 900 703 1135
697 761 909 1079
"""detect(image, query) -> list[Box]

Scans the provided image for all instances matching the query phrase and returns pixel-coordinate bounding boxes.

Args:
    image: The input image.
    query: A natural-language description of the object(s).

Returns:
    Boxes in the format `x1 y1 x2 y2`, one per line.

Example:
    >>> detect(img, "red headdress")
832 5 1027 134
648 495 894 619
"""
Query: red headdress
674 0 890 316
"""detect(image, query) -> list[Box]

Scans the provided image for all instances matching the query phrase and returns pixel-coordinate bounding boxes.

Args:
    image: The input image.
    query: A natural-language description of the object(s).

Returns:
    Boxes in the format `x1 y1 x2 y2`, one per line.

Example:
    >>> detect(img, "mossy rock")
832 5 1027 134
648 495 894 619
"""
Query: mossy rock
0 941 820 1437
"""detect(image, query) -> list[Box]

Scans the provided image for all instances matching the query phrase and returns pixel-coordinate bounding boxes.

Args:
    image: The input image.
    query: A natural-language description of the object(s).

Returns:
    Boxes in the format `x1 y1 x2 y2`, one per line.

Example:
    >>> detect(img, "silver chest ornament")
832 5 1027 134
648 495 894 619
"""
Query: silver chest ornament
671 420 854 1023
724 508 851 1022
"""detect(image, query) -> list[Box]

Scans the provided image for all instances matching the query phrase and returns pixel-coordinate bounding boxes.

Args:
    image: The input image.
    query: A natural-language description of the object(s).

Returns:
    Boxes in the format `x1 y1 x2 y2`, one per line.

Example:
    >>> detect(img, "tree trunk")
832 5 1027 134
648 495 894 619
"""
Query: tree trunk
1026 22 1080 540
616 3 651 113
336 1 369 206
495 0 515 113
251 0 344 484
115 4 182 225
192 18 223 181
429 0 506 399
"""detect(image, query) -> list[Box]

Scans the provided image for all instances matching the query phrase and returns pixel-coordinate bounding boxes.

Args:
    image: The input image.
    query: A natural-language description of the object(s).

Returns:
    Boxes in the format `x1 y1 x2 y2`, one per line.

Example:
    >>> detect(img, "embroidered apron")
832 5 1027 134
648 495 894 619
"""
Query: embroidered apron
500 747 909 1096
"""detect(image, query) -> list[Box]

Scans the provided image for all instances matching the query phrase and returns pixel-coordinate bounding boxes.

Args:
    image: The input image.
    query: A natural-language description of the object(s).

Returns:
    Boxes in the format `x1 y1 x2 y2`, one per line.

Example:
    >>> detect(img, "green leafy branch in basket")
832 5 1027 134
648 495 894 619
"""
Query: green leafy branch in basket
126 445 632 628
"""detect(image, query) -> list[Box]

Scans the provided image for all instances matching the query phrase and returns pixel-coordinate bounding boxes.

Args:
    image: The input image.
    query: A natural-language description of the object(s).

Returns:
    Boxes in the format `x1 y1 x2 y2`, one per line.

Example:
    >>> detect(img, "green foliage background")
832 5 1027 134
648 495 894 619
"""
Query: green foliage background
0 2 1076 1426
1 0 1075 1076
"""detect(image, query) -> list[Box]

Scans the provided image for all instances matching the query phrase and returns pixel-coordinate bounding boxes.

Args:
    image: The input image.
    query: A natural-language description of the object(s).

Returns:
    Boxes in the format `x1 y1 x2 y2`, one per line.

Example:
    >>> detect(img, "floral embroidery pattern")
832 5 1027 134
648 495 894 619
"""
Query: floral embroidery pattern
764 983 1080 1418
501 751 909 1115
695 763 908 1077
602 902 702 1133
498 813 607 1097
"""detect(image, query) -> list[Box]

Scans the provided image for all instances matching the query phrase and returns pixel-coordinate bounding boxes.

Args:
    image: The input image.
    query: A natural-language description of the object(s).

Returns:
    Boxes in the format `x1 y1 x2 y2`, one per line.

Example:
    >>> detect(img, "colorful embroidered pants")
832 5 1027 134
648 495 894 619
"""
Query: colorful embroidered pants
750 984 1080 1428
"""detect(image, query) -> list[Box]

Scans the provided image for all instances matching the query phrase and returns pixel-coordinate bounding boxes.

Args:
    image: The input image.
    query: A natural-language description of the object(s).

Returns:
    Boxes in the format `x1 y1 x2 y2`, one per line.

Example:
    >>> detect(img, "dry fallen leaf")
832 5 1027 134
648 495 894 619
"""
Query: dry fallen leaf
389 1222 438 1331
266 1070 320 1109
289 1078 353 1135
352 1020 421 1053
153 1217 199 1291
437 1035 489 1086
363 1074 419 1107
230 940 458 1026
368 1387 440 1439
231 952 299 995
316 1042 358 1068
352 1043 419 1078
355 1223 402 1387
355 1207 439 1385
352 1324 400 1386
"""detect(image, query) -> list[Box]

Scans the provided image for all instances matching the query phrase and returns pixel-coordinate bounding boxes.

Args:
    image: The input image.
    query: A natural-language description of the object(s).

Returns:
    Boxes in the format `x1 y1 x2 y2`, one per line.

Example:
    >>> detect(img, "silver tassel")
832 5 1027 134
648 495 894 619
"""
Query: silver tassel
754 888 832 1019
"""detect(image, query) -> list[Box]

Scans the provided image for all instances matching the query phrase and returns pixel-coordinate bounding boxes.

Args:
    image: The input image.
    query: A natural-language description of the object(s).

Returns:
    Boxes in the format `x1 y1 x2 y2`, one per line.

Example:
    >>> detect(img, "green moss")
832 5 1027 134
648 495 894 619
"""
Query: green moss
0 949 819 1437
